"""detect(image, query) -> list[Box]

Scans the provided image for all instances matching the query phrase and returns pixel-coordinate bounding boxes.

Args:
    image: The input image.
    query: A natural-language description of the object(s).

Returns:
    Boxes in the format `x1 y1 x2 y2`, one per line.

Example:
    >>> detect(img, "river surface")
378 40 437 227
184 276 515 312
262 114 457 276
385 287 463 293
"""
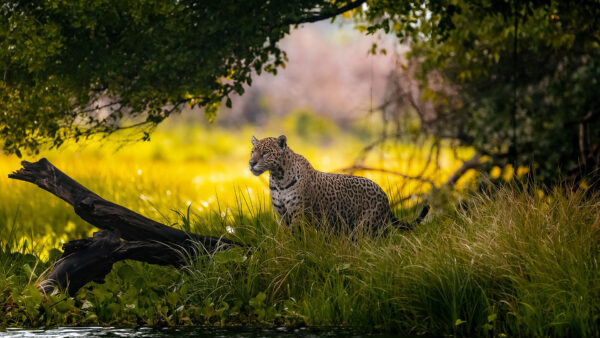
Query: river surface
0 326 394 337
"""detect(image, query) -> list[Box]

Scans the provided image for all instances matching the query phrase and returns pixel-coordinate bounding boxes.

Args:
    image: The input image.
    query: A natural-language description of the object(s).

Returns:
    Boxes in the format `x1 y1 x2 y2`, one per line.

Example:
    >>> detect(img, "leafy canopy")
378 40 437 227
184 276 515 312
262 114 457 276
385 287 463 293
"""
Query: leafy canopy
3 0 600 183
359 0 600 183
0 0 363 155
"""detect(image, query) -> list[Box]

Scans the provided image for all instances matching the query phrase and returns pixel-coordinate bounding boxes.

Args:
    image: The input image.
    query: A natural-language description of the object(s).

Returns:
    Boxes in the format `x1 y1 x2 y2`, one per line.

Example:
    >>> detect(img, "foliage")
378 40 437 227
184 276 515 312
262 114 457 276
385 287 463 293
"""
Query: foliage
3 0 599 184
0 0 364 155
360 0 600 184
0 123 597 334
1 180 599 335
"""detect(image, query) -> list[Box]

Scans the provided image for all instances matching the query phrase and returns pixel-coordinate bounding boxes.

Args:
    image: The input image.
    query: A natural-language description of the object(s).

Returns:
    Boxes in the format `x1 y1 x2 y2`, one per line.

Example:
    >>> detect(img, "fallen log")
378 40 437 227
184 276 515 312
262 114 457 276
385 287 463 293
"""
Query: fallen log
9 158 237 295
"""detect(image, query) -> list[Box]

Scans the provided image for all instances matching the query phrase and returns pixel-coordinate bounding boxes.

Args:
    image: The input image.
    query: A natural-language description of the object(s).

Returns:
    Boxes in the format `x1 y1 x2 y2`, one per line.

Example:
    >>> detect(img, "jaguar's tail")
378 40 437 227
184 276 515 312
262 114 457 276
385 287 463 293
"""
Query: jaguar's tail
391 205 430 230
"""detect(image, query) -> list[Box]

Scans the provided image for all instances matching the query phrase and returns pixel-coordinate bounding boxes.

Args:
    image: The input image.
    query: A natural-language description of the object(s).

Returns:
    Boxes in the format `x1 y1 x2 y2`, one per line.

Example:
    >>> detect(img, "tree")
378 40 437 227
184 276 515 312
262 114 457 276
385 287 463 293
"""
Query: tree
0 0 364 155
360 0 600 184
4 0 599 184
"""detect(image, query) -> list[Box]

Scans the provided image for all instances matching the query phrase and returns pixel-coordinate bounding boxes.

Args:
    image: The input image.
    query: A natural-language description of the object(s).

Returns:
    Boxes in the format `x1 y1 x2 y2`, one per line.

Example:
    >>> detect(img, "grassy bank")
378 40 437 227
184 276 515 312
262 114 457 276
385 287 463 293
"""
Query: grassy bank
1 123 597 336
0 120 470 258
1 184 598 336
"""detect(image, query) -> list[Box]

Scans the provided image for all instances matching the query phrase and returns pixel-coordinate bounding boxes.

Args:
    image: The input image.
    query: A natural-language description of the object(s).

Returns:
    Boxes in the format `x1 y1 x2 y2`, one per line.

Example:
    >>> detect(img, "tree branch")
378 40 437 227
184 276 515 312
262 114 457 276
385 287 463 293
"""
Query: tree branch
444 153 484 188
9 159 238 294
389 194 425 208
339 165 436 187
284 0 366 26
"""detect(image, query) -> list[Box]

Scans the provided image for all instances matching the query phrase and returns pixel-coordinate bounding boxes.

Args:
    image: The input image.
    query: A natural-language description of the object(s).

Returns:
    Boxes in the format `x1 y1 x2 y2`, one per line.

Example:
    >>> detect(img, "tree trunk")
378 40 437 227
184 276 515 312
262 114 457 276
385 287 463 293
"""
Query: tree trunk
9 158 237 295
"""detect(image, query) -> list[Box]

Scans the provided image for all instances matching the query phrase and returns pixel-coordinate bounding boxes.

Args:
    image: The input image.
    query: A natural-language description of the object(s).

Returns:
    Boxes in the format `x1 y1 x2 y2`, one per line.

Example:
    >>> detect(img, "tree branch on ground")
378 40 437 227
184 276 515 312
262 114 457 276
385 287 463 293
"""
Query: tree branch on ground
8 158 238 295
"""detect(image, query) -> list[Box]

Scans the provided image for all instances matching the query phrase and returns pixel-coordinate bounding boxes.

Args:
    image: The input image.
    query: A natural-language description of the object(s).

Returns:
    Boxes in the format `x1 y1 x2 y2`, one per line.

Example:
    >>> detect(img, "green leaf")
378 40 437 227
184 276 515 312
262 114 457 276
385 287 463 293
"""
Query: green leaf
214 247 246 264
105 303 121 317
22 284 43 304
23 263 37 279
55 299 72 313
92 289 113 303
133 278 145 290
249 292 266 308
117 264 136 281
253 307 265 320
167 292 180 307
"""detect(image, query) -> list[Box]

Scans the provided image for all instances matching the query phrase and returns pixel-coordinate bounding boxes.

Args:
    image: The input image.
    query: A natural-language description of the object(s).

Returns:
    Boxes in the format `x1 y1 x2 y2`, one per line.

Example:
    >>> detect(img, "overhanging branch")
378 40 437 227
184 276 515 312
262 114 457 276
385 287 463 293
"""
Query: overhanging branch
284 0 366 26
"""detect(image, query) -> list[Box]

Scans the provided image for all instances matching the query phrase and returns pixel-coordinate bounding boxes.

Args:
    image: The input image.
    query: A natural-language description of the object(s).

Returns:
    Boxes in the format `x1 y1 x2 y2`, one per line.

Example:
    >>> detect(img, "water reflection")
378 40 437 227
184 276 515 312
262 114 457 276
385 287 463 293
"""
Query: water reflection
2 326 392 337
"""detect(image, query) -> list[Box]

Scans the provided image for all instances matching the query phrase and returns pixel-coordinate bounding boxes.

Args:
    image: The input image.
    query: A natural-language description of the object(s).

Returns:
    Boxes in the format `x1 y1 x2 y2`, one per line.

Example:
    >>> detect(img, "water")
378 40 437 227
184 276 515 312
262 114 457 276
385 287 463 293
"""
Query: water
1 326 393 337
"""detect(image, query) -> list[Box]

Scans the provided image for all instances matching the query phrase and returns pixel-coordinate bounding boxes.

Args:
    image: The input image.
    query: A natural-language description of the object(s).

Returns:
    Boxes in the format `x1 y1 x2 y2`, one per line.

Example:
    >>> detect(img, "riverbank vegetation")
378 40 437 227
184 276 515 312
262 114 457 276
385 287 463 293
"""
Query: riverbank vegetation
1 124 598 336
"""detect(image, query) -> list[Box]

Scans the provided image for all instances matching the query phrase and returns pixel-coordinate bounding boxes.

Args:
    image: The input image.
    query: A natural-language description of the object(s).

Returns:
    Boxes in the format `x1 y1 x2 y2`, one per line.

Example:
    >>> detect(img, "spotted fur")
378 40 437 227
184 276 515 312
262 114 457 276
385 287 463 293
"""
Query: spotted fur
249 135 429 232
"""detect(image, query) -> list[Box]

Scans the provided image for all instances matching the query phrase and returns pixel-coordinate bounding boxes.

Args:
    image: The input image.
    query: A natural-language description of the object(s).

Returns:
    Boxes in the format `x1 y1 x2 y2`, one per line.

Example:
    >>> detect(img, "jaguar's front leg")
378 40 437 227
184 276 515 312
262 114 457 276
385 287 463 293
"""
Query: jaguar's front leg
281 207 304 227
280 212 294 227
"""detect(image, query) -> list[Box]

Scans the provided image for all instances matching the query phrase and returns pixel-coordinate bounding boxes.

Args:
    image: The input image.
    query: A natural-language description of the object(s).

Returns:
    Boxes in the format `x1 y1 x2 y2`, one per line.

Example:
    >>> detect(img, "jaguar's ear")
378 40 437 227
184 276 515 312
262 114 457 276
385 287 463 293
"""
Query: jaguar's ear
251 136 258 146
278 135 287 149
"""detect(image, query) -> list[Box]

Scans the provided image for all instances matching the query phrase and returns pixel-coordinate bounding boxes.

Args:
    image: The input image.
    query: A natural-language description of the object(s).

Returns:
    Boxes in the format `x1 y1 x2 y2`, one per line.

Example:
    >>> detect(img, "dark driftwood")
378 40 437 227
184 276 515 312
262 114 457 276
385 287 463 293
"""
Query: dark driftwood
9 158 236 294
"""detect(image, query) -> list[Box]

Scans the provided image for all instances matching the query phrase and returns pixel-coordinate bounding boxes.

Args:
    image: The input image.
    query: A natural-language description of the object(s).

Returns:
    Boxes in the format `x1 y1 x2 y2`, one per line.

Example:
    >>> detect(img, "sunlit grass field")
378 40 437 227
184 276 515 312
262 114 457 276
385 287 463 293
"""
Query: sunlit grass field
0 119 472 257
1 118 598 336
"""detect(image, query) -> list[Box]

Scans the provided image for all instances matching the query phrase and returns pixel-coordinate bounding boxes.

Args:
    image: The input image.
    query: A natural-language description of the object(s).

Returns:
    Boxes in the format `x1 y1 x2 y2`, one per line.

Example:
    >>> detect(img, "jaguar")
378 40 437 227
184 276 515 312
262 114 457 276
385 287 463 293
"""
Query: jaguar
249 135 429 232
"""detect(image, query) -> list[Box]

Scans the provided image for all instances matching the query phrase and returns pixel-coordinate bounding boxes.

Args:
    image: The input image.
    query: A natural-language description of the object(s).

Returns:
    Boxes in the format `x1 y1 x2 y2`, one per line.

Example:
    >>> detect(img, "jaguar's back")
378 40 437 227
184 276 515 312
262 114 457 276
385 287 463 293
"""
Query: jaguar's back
307 171 394 230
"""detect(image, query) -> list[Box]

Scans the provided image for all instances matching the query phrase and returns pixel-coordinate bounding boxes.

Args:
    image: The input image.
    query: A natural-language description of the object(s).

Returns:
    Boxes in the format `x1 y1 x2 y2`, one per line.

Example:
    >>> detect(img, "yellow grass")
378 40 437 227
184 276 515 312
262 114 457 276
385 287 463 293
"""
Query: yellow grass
0 122 473 258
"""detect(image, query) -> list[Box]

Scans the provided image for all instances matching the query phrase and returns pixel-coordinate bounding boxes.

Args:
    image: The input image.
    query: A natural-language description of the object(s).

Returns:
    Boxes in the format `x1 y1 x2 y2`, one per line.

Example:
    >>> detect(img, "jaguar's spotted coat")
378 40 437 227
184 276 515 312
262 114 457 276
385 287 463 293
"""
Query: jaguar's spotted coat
249 135 429 232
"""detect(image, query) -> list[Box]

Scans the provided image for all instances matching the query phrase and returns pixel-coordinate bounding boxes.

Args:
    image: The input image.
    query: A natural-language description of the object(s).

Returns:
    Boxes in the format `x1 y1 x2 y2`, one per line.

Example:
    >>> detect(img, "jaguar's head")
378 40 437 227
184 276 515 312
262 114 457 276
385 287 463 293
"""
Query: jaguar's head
249 135 287 176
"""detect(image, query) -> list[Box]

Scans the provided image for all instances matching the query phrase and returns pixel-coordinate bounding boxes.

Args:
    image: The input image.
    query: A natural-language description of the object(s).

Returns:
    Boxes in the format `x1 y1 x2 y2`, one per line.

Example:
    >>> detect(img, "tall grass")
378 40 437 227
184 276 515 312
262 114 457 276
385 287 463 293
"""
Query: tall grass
0 122 469 256
0 178 598 335
179 183 599 336
1 123 597 335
